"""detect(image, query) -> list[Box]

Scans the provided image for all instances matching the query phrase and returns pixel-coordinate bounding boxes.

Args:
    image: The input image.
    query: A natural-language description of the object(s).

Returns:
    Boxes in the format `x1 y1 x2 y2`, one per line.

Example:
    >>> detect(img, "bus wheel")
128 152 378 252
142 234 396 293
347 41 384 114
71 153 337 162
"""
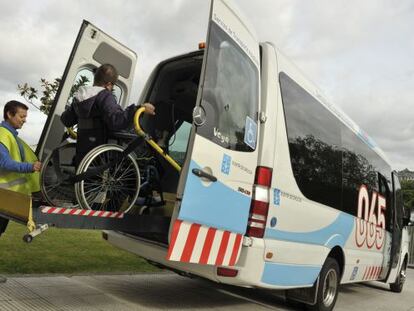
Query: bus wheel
390 260 407 293
308 257 340 311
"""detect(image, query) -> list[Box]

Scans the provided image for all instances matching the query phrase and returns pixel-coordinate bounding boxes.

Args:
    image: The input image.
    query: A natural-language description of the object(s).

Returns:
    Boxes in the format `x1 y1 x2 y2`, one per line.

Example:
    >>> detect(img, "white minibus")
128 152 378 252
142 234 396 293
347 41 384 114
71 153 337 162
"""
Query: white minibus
28 1 414 310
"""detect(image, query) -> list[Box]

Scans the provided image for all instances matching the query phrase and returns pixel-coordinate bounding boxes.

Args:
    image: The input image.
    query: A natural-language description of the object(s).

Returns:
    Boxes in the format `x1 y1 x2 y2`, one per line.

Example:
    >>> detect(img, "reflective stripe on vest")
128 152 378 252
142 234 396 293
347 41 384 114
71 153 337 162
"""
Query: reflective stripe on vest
0 177 27 189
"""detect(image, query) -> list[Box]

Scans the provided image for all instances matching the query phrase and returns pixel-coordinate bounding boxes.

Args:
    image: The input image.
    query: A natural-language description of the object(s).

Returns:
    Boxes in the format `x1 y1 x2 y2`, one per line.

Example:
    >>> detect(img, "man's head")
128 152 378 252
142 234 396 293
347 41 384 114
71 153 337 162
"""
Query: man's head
3 100 29 129
93 64 118 91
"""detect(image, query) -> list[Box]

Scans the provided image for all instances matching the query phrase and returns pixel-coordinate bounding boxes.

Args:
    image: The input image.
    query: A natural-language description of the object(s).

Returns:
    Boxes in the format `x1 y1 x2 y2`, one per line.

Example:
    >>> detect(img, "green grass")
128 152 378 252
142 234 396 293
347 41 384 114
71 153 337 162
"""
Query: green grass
0 222 160 275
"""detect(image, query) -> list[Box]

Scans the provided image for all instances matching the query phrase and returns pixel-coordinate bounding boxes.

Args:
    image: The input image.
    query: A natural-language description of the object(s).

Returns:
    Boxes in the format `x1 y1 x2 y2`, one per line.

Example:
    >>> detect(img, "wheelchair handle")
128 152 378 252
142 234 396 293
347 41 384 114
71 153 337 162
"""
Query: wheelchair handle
133 107 181 172
66 127 77 139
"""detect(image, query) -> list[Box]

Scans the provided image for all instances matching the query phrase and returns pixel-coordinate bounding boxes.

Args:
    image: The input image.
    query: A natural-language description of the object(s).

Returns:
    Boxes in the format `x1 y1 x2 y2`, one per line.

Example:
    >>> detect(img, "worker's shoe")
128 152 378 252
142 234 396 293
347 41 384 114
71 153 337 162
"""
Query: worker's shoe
0 276 7 283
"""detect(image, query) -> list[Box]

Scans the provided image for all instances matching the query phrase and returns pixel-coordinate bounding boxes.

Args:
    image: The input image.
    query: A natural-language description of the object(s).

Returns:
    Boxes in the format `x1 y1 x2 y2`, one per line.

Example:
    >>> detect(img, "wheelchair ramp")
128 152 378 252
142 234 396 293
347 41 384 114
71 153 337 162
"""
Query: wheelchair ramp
34 206 170 233
0 188 170 243
0 188 33 225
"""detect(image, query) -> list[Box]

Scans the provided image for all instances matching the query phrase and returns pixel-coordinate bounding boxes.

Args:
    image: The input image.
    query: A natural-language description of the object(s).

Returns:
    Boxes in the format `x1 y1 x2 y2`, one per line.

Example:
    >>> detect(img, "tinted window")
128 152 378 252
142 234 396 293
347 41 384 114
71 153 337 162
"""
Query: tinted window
378 173 392 231
93 42 132 79
280 72 392 217
341 125 392 217
168 121 192 166
393 173 404 229
197 22 259 151
280 72 342 209
341 126 379 215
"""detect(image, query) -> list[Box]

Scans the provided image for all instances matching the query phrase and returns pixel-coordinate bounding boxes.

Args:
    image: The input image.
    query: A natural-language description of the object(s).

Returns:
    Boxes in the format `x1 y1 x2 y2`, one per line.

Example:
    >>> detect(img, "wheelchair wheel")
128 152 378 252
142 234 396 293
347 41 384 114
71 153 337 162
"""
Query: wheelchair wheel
74 144 141 213
41 143 78 207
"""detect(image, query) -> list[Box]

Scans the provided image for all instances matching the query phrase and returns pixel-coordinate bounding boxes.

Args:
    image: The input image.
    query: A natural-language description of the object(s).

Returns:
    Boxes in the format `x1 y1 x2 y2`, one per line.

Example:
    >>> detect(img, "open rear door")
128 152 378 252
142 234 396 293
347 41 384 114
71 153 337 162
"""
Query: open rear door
0 21 137 234
168 0 261 266
36 20 137 160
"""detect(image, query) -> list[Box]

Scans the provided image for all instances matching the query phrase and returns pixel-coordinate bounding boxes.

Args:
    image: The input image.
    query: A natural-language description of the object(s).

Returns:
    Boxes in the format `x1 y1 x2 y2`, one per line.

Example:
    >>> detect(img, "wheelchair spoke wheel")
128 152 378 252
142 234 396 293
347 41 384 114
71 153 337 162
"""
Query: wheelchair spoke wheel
75 144 140 213
40 143 78 207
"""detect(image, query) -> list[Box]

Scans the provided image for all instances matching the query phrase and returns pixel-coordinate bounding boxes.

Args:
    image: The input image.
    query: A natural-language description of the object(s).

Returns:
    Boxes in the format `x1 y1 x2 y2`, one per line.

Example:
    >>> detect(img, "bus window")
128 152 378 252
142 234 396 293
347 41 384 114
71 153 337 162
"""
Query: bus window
168 121 191 166
280 72 341 209
197 22 259 152
280 72 392 218
392 174 404 230
68 68 123 105
379 173 393 231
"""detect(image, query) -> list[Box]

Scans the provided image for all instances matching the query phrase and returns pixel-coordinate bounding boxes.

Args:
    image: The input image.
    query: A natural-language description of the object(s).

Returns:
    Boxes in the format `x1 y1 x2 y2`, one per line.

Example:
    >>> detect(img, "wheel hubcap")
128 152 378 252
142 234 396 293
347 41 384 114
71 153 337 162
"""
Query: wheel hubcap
322 268 338 307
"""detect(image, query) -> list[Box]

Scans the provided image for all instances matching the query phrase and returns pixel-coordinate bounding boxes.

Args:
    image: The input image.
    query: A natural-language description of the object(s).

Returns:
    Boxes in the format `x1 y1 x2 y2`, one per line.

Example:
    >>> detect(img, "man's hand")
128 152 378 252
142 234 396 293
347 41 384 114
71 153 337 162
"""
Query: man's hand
142 103 156 115
32 161 42 172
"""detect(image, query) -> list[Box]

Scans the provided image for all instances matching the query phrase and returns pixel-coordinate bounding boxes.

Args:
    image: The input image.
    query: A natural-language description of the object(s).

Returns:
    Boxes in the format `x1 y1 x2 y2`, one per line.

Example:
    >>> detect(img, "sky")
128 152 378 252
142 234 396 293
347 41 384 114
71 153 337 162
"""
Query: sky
0 0 413 170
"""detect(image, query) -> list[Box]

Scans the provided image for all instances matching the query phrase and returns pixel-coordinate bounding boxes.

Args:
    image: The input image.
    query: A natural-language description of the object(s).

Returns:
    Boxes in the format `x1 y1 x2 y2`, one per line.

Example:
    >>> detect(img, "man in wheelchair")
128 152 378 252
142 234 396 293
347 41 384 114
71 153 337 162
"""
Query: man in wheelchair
44 64 158 213
61 64 155 165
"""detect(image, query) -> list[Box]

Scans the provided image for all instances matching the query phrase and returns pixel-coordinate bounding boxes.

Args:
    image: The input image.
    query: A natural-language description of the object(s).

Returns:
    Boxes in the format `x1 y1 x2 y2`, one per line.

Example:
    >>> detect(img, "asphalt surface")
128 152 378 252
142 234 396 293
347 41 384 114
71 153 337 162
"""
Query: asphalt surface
0 269 413 310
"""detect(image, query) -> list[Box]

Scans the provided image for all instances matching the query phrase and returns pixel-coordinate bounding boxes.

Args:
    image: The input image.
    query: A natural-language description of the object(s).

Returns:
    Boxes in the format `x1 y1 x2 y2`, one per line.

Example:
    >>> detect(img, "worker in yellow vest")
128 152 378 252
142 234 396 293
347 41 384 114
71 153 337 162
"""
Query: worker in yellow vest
0 100 41 237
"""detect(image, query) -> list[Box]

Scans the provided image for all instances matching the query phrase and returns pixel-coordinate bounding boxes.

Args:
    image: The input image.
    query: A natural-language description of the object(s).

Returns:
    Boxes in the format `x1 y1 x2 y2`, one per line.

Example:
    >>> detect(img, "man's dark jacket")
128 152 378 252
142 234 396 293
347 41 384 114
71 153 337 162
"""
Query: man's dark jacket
61 86 137 163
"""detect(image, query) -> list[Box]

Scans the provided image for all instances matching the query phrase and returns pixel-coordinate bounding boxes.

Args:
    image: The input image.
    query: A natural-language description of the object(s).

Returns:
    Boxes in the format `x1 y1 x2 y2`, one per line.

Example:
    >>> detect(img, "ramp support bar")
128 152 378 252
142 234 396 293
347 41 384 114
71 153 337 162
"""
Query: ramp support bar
23 224 49 243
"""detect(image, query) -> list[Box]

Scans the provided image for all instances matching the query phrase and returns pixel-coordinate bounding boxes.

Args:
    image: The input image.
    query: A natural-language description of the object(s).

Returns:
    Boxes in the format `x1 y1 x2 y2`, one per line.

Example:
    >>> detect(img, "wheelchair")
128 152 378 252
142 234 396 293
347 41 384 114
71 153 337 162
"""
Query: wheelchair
40 107 181 213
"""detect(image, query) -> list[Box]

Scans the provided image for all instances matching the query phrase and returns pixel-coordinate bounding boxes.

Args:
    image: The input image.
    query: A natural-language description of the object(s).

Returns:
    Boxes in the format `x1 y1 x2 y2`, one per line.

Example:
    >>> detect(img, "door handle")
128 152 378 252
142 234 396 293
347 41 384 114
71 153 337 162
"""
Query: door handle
192 168 217 182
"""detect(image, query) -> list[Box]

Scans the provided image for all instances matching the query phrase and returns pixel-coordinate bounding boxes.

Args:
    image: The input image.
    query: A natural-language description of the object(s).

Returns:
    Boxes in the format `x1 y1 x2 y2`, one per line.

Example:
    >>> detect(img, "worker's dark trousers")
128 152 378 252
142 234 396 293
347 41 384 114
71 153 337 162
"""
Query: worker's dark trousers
0 217 9 237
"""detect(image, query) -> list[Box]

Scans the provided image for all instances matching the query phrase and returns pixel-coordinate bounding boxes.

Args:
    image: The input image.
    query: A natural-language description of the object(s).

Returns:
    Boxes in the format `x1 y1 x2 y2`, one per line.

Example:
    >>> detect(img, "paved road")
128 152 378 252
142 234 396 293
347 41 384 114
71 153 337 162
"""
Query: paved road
0 269 413 310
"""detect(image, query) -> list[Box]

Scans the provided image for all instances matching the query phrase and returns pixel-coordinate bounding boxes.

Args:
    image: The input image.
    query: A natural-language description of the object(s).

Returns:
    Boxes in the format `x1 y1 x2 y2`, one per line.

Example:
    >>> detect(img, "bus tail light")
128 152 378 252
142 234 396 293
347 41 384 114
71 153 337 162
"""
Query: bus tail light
246 166 272 238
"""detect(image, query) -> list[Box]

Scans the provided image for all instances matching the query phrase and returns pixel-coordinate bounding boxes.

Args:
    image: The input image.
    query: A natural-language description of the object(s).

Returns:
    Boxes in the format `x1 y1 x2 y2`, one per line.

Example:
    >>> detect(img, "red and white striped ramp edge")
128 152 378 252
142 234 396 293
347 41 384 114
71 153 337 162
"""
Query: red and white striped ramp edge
362 265 384 281
41 207 124 219
167 220 243 267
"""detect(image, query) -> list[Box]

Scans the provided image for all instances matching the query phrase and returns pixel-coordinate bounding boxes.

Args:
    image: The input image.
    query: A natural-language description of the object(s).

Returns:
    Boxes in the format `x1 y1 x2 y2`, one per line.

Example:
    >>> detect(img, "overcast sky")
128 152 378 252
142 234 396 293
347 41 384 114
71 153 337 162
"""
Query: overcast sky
1 0 413 170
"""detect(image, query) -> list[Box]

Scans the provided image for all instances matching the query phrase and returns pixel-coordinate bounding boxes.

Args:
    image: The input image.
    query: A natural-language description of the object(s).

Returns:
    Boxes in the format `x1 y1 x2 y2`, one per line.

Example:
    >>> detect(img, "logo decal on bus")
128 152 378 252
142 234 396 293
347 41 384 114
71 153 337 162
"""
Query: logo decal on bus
231 160 253 175
221 154 231 175
355 185 386 250
214 127 230 145
350 266 359 280
244 116 257 150
274 189 281 206
280 191 302 203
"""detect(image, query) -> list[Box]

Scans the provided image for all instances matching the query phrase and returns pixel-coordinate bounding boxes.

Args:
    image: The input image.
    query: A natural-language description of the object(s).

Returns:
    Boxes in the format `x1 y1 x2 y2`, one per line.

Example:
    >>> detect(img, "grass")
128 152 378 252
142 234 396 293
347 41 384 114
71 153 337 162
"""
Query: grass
0 222 160 275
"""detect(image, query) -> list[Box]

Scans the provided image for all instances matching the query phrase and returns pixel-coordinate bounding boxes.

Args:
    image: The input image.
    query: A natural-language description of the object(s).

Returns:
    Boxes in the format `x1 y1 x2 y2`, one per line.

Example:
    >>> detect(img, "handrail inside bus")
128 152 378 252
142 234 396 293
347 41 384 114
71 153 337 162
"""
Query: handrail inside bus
133 107 181 172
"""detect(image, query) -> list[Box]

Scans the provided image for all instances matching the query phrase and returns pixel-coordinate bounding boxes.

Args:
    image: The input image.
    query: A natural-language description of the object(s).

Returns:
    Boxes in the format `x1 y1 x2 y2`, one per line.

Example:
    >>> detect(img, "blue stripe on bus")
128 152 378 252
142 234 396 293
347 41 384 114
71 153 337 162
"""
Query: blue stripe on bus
178 160 250 234
264 212 354 248
261 262 321 286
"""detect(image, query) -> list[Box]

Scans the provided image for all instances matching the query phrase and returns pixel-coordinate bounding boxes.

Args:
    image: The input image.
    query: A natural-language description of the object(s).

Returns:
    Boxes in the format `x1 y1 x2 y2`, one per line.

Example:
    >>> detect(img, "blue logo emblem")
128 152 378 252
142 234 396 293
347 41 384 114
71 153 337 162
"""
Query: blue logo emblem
274 189 281 206
244 116 257 150
221 154 231 175
350 267 358 280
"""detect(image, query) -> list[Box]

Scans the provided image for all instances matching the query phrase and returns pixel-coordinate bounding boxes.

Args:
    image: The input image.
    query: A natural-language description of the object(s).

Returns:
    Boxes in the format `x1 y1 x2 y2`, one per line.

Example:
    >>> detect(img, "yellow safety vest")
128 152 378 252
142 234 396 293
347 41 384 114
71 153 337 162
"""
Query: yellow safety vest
0 126 40 195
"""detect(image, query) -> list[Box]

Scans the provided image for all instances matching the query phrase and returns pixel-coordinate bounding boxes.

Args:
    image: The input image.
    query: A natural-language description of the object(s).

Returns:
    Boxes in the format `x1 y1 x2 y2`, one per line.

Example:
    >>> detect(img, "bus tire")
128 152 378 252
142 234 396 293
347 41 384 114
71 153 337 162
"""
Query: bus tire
308 257 340 311
390 259 407 293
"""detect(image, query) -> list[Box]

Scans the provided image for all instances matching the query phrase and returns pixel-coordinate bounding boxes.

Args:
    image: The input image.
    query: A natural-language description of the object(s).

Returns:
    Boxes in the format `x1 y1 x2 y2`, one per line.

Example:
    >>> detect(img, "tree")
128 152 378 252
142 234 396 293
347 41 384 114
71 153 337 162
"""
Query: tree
18 75 90 115
401 180 414 213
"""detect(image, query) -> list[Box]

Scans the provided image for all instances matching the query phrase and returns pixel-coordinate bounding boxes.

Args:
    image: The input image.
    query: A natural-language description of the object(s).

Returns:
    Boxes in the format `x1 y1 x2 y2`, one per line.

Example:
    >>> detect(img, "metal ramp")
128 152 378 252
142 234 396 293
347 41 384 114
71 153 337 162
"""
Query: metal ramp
0 188 170 243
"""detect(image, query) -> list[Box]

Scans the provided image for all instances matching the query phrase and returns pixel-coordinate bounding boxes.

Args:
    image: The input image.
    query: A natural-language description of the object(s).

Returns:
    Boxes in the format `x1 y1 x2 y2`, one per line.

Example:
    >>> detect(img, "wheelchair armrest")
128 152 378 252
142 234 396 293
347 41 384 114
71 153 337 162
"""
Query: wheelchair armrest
109 131 139 142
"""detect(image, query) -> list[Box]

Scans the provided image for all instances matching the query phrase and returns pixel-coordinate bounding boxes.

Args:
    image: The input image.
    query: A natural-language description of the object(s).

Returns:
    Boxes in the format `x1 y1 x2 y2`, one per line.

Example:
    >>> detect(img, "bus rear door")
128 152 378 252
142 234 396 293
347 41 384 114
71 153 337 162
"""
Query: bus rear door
167 0 261 267
36 20 137 160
